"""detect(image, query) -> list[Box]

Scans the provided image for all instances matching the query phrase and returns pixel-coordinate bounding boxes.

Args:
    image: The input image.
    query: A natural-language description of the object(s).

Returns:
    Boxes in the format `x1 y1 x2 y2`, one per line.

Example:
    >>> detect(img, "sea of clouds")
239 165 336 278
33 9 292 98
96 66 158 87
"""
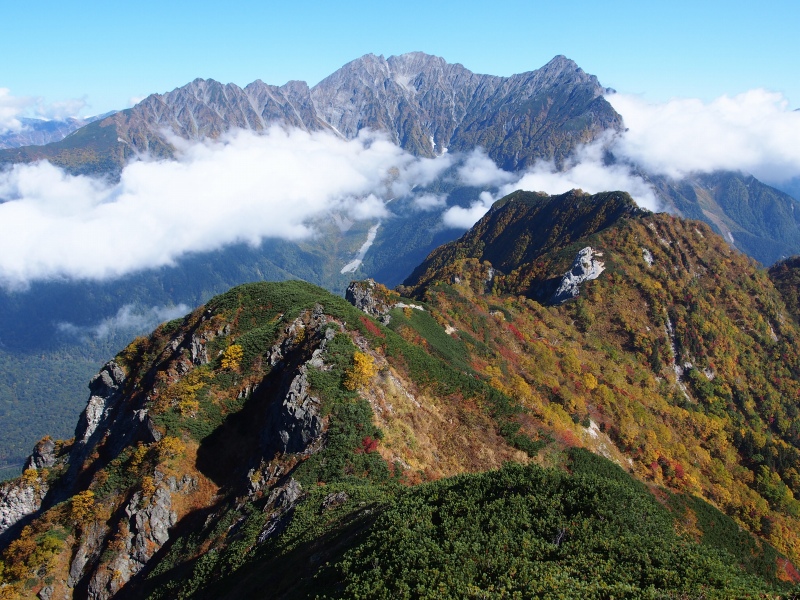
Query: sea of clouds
1 89 799 289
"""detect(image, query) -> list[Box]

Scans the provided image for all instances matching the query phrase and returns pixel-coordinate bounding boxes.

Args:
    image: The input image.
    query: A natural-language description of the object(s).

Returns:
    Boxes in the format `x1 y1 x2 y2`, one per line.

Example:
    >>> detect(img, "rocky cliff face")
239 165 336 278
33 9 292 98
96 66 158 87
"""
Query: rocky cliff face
0 53 621 175
551 247 605 303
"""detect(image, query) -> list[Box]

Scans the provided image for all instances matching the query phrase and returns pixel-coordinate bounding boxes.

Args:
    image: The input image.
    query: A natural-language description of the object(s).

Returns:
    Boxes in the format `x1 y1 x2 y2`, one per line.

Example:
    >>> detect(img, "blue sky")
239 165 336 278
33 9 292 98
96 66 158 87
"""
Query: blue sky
2 0 798 116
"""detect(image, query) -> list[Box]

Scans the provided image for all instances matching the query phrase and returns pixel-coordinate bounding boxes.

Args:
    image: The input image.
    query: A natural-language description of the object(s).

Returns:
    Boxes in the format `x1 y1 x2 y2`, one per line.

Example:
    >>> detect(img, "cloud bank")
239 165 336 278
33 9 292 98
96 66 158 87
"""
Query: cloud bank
0 127 451 289
3 87 799 286
441 140 661 229
443 89 800 229
607 90 800 184
58 303 190 340
0 88 90 133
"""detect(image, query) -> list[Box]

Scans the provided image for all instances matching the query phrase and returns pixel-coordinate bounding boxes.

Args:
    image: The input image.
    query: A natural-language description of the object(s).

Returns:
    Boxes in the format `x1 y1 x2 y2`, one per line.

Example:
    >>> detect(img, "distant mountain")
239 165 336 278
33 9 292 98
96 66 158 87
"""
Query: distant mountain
652 170 800 265
0 114 114 150
0 53 621 176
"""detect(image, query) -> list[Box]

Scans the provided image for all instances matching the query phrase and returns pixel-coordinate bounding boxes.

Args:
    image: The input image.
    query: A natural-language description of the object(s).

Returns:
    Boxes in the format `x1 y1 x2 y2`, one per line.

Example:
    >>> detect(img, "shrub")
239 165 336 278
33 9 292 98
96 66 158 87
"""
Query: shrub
221 344 244 371
343 352 377 391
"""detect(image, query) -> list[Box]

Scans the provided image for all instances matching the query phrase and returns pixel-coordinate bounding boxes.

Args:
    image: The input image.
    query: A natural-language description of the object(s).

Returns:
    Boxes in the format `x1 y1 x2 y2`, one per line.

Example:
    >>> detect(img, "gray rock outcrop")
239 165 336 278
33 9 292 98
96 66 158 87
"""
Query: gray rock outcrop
85 476 189 599
24 437 57 470
345 279 393 318
551 247 606 304
270 365 323 455
0 476 48 535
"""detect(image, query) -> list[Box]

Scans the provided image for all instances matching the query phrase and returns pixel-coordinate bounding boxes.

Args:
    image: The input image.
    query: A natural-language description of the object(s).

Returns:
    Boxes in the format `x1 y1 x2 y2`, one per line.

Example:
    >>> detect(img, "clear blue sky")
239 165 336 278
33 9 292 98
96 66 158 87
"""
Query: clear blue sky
2 0 798 116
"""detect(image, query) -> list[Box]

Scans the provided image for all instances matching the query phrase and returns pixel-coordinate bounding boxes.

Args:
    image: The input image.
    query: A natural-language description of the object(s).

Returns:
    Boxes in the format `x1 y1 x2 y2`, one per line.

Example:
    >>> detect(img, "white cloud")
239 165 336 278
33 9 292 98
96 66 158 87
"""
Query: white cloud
0 127 454 289
0 88 89 132
607 90 800 183
58 303 190 339
412 193 447 211
456 148 515 187
442 136 661 229
442 191 496 228
38 97 88 121
501 139 660 211
0 88 34 133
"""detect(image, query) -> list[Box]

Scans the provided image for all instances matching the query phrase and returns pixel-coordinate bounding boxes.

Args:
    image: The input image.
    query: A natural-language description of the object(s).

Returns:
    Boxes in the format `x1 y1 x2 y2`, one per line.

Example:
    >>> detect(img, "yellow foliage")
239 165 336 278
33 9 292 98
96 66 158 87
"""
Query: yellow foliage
21 469 38 486
221 344 244 370
158 436 186 461
0 586 18 599
583 372 598 391
141 476 156 498
167 369 208 416
344 351 377 391
129 443 149 469
71 490 96 524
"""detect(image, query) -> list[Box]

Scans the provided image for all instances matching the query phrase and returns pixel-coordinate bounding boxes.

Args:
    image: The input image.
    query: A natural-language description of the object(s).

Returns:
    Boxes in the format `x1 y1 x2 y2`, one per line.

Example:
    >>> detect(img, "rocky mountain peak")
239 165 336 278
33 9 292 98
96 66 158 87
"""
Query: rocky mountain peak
2 52 622 173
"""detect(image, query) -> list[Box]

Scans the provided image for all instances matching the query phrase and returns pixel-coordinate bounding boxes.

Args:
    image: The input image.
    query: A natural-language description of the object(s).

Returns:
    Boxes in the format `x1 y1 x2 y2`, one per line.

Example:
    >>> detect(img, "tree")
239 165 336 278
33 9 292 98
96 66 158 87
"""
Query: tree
344 352 377 391
221 344 244 370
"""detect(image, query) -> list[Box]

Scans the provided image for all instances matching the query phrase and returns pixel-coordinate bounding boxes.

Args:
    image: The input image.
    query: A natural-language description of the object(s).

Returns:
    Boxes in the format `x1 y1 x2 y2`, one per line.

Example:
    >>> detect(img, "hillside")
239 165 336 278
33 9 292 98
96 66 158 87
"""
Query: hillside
2 192 800 597
0 53 626 477
403 190 800 566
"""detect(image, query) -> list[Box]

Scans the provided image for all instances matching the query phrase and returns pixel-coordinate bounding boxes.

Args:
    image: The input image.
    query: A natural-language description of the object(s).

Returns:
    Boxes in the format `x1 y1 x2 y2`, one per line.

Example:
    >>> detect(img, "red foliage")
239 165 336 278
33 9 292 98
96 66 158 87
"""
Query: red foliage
673 462 685 479
777 558 800 584
507 323 525 342
359 436 379 453
555 429 580 447
360 316 385 338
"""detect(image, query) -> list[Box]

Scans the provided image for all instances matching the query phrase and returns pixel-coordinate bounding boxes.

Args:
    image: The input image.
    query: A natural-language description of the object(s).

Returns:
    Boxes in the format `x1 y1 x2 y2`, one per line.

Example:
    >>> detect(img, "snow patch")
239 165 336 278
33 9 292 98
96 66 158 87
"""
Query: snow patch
395 302 424 311
340 223 380 274
641 247 654 267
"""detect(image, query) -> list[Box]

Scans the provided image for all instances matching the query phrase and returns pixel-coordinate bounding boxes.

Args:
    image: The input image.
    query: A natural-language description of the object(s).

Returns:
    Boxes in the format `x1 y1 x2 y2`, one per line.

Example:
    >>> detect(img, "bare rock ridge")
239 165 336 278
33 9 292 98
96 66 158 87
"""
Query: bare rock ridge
3 52 621 174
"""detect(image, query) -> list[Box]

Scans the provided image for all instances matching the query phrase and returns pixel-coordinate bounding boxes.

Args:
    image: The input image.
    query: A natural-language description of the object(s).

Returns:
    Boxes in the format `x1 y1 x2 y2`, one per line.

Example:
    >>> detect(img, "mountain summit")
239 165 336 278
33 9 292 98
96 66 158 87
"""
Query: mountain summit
0 52 621 175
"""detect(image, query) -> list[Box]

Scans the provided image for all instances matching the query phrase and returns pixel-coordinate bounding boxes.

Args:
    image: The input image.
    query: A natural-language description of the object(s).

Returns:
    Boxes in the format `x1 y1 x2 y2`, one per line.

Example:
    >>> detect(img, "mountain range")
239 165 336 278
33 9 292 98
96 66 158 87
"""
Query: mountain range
0 52 799 491
1 189 800 597
0 53 620 174
0 115 112 151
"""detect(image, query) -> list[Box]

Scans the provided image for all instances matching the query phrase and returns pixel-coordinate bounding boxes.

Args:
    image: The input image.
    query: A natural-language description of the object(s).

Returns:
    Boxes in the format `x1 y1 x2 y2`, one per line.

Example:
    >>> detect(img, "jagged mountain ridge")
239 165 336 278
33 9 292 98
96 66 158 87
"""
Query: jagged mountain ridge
2 192 800 596
0 52 621 175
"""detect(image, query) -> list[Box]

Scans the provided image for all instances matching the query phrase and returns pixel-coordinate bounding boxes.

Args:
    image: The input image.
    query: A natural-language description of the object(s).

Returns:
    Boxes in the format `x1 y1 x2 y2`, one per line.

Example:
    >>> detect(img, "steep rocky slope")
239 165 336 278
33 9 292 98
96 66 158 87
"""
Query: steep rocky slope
2 193 800 597
0 53 619 176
